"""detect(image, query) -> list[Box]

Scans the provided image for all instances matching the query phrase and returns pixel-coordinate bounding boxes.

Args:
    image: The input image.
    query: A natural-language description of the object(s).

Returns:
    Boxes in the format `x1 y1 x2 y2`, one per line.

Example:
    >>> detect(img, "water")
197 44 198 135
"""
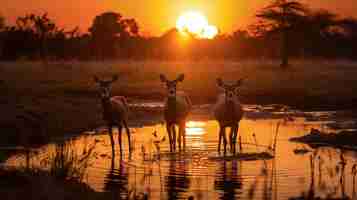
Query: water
5 104 357 200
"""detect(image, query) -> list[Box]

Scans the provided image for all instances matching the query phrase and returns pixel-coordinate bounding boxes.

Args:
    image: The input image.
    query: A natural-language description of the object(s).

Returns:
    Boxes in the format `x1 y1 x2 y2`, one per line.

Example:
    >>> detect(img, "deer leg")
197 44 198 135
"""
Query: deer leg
177 123 184 151
232 125 238 154
123 120 131 153
110 154 115 170
235 124 240 153
118 124 123 157
166 124 173 152
229 127 234 153
172 125 177 151
223 128 227 155
181 121 186 150
108 125 115 158
218 125 223 153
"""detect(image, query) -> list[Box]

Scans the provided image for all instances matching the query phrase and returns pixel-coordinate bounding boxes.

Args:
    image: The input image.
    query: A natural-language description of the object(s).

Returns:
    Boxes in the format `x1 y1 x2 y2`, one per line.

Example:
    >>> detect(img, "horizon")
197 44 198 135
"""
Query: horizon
1 0 357 36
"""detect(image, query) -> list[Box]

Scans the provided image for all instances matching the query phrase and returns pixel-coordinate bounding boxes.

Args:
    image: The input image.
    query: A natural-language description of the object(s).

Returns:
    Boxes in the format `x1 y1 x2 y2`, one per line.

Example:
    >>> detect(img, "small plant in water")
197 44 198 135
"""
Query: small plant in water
148 130 166 161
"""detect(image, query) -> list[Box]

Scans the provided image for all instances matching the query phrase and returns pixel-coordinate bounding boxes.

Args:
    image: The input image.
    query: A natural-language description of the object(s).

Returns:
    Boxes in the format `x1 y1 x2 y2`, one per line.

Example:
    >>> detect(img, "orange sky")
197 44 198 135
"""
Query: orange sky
1 0 357 36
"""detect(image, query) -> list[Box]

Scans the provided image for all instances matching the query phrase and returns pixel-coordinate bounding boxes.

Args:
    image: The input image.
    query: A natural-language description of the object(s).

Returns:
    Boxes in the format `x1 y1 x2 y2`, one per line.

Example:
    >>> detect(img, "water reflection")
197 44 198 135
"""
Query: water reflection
103 158 129 199
214 160 242 200
289 149 357 200
186 121 206 151
165 155 191 200
5 106 357 200
186 121 206 136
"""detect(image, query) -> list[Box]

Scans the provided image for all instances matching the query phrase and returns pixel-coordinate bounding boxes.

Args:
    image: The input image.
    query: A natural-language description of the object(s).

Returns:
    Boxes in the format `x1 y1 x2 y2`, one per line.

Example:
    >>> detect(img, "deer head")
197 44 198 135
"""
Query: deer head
216 78 244 102
94 75 118 99
160 74 185 98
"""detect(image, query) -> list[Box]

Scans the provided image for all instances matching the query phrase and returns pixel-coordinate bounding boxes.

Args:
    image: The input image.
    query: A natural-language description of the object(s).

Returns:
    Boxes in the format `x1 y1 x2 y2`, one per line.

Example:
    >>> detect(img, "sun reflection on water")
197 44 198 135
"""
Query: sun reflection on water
186 121 206 136
185 121 207 150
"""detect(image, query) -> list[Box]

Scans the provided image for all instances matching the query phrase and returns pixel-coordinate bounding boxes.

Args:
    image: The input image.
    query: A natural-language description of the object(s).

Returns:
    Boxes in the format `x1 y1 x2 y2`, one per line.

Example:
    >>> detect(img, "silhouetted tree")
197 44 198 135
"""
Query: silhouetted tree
16 13 58 59
0 15 4 29
301 10 339 57
0 14 5 57
2 5 357 61
89 12 139 60
256 0 308 67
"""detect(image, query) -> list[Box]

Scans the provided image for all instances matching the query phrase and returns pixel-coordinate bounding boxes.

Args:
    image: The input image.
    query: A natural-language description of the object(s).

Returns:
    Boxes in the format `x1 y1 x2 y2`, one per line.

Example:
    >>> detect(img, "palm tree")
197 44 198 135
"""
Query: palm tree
256 0 307 68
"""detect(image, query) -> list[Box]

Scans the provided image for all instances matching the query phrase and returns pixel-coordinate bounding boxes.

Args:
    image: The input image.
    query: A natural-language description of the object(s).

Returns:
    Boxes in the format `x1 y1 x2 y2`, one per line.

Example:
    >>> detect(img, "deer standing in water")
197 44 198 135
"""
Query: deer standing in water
160 74 192 152
213 78 244 154
94 75 131 157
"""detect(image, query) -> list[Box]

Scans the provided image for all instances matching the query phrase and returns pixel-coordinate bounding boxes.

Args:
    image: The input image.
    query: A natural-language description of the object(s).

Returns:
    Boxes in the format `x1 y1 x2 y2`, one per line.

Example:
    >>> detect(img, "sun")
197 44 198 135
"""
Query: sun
176 11 218 39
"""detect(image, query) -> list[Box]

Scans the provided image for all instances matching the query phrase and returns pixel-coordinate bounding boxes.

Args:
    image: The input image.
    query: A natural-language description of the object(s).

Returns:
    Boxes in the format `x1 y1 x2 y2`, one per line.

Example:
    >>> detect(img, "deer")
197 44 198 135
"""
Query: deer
160 74 192 152
94 75 131 157
213 78 244 155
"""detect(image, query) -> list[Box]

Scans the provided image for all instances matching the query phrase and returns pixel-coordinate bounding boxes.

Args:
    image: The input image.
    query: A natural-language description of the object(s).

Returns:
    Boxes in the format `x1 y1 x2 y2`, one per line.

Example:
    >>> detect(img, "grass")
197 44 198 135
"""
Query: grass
43 139 97 181
1 59 357 148
0 133 149 200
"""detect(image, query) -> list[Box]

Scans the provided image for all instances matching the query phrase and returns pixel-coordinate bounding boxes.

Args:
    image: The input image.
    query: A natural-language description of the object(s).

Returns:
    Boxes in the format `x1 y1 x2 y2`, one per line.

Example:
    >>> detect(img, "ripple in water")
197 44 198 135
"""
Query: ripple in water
5 107 357 200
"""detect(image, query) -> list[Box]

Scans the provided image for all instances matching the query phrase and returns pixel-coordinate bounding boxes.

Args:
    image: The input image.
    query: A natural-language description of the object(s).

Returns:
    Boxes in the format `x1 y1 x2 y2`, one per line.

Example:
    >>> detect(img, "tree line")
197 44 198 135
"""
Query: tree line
0 0 357 62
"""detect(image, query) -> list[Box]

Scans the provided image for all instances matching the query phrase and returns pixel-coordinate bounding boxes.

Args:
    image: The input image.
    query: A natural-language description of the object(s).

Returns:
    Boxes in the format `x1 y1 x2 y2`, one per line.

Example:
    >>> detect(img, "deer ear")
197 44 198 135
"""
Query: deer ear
112 74 119 82
93 75 100 83
216 78 224 88
235 78 244 87
160 74 167 82
176 74 185 82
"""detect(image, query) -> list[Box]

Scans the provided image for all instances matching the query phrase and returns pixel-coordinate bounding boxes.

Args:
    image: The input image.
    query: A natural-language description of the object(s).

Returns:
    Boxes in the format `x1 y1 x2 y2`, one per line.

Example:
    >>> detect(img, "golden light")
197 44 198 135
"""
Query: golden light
176 11 218 39
186 121 206 136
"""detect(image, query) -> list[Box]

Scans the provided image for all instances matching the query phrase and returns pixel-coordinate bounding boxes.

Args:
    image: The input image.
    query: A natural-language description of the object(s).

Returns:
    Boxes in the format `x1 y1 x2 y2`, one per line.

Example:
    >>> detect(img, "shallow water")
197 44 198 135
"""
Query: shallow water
5 104 357 200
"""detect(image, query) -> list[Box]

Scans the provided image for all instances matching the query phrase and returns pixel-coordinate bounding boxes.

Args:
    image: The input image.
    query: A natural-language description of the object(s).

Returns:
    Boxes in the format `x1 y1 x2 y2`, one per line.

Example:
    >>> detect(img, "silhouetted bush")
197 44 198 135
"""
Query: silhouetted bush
1 7 357 61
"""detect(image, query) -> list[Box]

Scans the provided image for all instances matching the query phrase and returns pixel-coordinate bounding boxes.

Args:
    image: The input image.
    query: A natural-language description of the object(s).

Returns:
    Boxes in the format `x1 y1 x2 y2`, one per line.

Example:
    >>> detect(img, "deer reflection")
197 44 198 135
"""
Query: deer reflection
214 160 242 200
165 156 191 200
104 157 129 200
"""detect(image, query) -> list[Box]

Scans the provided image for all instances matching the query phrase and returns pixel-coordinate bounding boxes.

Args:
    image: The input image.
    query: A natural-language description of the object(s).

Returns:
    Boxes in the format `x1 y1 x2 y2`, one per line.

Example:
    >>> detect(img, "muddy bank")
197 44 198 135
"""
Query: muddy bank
0 168 131 200
290 129 357 150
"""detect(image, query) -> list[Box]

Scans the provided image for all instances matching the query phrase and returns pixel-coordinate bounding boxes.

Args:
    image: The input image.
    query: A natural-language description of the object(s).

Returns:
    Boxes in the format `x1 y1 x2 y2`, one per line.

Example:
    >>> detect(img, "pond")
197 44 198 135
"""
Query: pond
5 104 357 200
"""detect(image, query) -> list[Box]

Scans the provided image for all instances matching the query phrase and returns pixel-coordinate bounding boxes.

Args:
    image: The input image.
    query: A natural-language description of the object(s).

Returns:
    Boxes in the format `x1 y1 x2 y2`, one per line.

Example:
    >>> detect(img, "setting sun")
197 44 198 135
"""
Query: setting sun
176 11 218 39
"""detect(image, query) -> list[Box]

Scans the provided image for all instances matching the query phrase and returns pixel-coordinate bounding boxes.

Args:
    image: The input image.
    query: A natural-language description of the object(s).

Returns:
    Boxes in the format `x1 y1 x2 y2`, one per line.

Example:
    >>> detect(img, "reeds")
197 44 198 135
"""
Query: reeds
41 137 97 181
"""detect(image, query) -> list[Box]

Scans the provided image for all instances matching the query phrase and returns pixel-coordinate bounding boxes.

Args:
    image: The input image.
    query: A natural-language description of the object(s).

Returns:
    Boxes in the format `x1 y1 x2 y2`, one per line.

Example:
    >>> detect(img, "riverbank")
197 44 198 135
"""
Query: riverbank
1 60 357 149
0 168 112 200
